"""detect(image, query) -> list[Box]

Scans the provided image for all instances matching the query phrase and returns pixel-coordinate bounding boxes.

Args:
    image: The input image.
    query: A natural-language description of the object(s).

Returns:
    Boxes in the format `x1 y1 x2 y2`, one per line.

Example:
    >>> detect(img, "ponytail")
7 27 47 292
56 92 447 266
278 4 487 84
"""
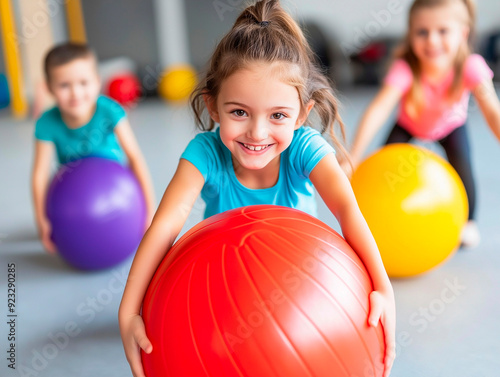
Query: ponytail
190 0 348 162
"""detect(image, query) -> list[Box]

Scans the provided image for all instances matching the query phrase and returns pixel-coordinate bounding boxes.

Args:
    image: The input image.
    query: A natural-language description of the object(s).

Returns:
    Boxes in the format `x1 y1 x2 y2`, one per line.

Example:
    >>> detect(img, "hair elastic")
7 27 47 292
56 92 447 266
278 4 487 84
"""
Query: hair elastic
259 21 270 27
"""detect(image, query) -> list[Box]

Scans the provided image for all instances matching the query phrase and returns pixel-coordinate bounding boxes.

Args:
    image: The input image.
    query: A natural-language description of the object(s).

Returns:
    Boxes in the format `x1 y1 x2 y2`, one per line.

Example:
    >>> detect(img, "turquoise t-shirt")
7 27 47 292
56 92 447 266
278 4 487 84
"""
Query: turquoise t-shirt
181 126 335 219
34 95 127 165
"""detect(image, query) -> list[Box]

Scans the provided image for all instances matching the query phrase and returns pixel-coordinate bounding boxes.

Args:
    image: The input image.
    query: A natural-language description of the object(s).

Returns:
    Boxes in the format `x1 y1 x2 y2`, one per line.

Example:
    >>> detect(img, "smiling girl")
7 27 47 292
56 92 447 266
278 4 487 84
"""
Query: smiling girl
119 1 395 376
348 0 500 248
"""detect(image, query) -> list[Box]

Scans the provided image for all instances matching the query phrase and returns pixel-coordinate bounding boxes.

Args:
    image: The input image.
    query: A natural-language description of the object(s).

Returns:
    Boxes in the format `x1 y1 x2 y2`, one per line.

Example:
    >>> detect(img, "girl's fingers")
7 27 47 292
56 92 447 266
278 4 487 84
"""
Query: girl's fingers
383 321 396 377
131 354 146 377
368 291 396 376
368 291 383 326
137 333 153 354
133 320 153 353
379 295 396 377
383 355 395 377
128 339 147 377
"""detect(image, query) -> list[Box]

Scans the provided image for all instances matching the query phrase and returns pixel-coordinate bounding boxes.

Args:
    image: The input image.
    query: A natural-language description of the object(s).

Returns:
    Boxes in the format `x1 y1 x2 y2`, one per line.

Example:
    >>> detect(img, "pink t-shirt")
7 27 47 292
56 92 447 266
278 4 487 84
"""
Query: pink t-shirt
384 54 493 140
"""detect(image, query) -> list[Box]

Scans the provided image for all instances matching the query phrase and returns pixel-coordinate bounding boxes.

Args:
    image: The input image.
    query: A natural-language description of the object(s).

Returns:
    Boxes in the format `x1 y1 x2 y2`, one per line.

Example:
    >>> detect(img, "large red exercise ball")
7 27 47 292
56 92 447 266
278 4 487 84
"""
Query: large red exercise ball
351 144 468 278
142 205 385 377
106 74 142 106
46 157 146 270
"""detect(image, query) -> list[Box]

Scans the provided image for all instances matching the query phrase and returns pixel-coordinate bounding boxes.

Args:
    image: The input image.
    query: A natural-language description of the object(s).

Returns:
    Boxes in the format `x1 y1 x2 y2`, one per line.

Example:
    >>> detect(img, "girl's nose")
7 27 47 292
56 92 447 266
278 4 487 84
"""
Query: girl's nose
427 31 440 46
247 118 269 141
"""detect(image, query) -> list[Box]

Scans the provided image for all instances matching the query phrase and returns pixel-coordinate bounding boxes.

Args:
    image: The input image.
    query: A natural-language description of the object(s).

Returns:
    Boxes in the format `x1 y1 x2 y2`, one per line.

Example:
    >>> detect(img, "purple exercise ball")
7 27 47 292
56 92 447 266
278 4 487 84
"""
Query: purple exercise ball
46 157 146 270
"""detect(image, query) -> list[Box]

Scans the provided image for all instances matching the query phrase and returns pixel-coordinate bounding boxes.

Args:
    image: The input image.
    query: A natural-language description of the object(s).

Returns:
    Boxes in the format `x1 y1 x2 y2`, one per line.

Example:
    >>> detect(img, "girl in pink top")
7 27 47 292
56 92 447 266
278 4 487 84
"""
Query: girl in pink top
349 0 500 248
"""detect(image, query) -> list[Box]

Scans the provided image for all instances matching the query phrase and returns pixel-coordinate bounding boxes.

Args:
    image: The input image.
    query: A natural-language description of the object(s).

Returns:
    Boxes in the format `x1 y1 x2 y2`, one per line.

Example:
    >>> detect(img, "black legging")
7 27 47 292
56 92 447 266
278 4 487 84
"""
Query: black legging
385 124 476 220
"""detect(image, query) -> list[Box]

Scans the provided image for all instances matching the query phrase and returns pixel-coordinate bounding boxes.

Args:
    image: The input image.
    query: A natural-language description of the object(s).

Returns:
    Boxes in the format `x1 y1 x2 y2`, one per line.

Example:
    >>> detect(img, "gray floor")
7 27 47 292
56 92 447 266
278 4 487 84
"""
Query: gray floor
1 87 499 377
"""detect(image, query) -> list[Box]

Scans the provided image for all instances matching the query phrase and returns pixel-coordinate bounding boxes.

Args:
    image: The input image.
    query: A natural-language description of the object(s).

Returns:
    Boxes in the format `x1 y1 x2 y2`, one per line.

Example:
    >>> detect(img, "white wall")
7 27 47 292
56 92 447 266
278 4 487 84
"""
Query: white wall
186 0 499 74
284 0 500 55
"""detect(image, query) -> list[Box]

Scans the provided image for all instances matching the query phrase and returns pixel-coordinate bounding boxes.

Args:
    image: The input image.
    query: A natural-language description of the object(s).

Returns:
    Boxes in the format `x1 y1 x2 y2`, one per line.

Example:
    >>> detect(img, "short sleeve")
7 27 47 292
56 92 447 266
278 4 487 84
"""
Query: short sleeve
180 132 218 181
99 96 127 129
463 54 494 90
289 127 335 178
384 59 413 94
34 111 55 141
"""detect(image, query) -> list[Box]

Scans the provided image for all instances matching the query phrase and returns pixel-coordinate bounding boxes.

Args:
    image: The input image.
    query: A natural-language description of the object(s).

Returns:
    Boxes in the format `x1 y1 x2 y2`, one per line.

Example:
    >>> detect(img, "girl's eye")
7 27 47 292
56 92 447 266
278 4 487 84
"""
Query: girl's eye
81 80 88 86
416 29 428 37
231 109 247 117
271 113 286 120
439 28 448 35
59 83 69 89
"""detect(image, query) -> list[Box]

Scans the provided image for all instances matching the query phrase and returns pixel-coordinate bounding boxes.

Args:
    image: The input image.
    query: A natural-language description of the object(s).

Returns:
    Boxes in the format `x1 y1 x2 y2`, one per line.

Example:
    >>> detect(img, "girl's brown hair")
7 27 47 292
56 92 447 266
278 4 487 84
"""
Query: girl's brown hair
397 0 475 118
190 0 348 160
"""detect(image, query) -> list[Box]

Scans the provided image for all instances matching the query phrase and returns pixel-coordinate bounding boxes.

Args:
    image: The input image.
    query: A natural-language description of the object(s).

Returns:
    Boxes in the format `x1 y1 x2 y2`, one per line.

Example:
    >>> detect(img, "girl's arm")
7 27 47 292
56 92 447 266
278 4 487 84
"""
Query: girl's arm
350 84 402 167
310 153 395 377
119 159 204 377
115 119 156 227
31 140 56 253
473 78 500 141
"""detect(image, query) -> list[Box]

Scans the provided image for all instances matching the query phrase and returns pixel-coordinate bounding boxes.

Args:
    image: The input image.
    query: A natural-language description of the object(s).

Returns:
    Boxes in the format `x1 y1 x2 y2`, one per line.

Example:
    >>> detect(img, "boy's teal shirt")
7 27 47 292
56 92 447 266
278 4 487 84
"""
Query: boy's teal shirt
35 95 127 165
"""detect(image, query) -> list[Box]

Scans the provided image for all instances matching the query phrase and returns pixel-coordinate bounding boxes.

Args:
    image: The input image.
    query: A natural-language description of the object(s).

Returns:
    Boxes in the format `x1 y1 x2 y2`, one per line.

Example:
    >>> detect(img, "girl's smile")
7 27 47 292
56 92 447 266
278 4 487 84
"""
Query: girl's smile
239 142 274 152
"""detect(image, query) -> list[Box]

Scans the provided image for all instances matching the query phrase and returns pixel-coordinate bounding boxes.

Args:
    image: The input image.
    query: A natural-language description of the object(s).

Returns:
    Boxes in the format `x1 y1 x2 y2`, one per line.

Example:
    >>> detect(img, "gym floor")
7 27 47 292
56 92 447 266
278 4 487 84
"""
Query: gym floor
1 86 499 377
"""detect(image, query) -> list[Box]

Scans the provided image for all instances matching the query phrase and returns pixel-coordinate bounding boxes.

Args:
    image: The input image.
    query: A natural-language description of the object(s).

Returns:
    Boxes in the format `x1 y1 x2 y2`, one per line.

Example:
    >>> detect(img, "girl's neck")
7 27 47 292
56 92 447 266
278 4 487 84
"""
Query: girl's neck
232 155 281 189
419 62 453 83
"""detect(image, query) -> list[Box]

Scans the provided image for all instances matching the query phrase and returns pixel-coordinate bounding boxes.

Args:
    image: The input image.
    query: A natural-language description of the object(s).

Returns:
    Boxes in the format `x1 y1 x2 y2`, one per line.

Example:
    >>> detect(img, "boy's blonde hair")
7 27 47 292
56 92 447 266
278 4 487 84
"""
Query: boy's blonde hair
190 0 348 160
397 0 476 118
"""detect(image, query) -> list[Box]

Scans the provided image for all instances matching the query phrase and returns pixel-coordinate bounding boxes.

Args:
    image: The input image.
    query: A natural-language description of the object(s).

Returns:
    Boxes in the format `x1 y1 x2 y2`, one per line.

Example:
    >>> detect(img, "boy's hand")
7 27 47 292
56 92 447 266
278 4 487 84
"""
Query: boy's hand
39 219 57 254
368 289 396 377
120 314 153 377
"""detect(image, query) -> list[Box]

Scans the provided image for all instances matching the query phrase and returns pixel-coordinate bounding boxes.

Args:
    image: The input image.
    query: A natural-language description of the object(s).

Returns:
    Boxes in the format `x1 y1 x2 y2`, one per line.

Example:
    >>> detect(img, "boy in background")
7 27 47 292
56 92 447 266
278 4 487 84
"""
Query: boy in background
32 43 155 253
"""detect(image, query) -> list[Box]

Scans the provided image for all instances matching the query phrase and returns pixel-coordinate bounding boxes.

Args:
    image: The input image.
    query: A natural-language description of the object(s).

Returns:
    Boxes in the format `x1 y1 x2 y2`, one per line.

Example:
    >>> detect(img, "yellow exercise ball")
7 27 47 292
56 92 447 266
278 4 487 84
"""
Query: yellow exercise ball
351 144 468 278
158 65 197 102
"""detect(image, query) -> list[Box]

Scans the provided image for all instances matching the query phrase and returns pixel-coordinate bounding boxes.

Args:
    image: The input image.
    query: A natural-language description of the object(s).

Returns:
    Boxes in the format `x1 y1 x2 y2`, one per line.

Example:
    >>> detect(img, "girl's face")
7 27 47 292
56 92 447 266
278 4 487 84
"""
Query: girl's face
210 63 311 173
409 4 469 72
48 57 101 123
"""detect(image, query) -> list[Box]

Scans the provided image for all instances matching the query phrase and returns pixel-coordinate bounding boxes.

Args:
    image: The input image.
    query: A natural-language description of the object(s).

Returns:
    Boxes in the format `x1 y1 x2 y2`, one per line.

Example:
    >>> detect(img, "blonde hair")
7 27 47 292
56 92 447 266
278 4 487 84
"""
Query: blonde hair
397 0 475 118
190 0 348 161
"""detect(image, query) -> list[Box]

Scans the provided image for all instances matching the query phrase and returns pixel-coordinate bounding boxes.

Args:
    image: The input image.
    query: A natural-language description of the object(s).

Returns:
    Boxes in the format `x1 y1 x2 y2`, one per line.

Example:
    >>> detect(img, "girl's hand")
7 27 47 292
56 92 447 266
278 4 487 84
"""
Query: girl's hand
120 314 153 377
38 219 56 254
369 288 396 377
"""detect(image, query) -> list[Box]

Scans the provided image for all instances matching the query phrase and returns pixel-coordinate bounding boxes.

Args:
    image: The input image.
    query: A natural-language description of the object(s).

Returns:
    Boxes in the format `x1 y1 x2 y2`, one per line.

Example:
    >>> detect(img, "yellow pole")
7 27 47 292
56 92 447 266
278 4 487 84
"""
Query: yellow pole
0 0 28 118
18 0 55 114
65 0 87 43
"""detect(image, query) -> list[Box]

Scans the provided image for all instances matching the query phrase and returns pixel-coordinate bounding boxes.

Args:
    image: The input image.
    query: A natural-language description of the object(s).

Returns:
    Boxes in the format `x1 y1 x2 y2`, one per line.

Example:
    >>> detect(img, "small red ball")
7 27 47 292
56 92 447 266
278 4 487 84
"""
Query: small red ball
142 205 385 377
106 74 141 106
